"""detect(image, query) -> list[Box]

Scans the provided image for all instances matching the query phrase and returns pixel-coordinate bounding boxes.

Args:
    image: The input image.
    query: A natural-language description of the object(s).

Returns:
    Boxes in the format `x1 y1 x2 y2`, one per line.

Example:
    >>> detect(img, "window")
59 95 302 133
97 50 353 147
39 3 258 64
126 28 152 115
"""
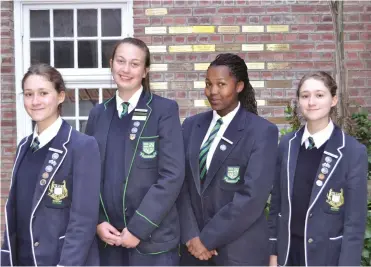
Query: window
14 0 133 141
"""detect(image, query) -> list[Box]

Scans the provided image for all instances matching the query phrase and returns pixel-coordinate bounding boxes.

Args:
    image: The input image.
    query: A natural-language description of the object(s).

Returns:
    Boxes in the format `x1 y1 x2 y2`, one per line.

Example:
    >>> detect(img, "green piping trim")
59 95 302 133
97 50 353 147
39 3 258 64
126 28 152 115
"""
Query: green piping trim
135 210 159 228
135 248 171 255
99 194 110 248
100 194 110 223
122 92 153 227
103 95 115 110
140 135 159 139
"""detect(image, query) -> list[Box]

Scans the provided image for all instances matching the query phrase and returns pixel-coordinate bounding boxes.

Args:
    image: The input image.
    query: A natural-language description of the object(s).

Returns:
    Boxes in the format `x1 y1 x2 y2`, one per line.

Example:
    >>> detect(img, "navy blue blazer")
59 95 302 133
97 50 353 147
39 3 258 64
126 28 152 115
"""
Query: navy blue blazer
85 91 185 254
178 106 279 265
268 126 368 266
1 121 101 266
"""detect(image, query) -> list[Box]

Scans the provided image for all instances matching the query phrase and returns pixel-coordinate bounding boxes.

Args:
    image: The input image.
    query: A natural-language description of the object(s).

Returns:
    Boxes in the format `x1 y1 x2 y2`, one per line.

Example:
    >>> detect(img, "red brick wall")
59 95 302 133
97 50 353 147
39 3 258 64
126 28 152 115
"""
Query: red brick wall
133 0 371 124
1 0 16 236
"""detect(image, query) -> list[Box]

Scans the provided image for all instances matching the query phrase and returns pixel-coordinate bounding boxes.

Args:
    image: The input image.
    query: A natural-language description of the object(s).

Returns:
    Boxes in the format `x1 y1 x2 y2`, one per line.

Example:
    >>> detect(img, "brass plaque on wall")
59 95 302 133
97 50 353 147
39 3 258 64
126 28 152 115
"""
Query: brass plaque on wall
169 27 193 34
169 45 193 52
266 80 292 88
246 62 265 70
145 27 167 34
215 44 241 52
193 45 215 52
242 44 264 51
266 44 290 51
242 25 264 32
194 63 210 71
150 82 168 90
267 62 290 69
218 26 240 33
266 25 289 32
145 8 168 16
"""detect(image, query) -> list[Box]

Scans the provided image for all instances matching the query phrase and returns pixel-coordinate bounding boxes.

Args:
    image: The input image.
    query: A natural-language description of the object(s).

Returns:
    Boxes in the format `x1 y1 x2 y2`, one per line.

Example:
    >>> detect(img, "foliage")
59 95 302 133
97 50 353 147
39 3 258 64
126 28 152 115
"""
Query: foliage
279 101 302 137
349 109 371 181
362 201 371 266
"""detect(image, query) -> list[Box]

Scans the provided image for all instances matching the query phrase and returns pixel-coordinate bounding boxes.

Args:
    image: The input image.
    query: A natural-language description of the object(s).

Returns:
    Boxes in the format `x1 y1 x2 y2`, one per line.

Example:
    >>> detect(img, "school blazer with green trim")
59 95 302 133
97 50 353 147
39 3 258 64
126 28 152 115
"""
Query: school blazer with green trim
85 91 185 254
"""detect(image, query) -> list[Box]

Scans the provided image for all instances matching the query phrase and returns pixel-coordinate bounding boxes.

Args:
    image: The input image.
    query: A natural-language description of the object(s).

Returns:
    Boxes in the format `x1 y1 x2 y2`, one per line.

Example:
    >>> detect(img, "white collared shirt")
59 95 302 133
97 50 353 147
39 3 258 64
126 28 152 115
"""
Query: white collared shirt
116 87 143 117
301 120 334 149
201 102 241 170
31 116 63 149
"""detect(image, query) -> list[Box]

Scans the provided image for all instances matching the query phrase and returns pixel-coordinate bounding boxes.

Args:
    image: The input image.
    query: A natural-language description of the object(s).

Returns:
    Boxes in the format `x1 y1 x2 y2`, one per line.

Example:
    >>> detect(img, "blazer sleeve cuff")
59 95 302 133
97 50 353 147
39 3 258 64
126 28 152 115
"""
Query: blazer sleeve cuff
127 210 159 241
269 238 278 255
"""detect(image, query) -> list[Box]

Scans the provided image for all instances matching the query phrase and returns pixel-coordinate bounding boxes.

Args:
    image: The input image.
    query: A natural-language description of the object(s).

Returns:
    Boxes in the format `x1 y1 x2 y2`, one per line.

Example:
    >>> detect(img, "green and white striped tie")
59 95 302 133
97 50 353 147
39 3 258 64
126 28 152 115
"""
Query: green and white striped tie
120 102 129 119
199 118 223 181
31 137 40 153
307 137 315 150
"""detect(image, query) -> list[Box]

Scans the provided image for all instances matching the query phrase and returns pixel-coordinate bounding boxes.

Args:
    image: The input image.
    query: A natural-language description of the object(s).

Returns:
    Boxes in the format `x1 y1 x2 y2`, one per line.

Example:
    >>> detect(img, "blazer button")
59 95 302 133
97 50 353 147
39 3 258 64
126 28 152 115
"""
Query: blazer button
308 238 313 243
34 241 40 247
309 213 313 218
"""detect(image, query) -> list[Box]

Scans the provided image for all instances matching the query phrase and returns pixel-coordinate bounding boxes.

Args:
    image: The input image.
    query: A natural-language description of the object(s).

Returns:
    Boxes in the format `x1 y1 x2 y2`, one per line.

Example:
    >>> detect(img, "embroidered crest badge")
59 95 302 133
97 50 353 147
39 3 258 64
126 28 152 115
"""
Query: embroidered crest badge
223 166 240 184
326 188 344 211
140 141 157 159
48 180 68 205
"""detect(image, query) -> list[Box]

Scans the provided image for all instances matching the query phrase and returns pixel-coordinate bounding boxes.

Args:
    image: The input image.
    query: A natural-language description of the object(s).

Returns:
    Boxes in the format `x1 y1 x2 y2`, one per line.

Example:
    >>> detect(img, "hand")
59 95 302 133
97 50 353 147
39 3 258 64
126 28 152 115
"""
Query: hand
120 228 141 248
269 255 278 266
96 222 122 246
186 237 218 261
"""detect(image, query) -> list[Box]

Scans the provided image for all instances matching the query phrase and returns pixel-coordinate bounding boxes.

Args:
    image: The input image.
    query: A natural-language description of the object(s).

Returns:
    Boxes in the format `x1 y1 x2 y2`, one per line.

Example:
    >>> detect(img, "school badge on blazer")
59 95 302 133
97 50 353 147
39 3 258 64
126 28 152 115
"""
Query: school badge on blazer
48 180 68 205
224 166 240 183
140 141 157 159
326 188 344 211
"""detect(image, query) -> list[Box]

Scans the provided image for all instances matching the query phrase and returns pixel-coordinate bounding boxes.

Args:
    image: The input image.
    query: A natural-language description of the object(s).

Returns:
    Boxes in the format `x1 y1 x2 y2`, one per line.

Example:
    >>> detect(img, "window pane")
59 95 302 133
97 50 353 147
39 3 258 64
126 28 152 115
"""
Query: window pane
53 10 73 37
31 41 50 64
79 120 87 133
65 119 76 129
79 89 99 116
30 10 50 38
62 89 75 116
101 9 121 37
54 41 74 68
77 9 97 37
103 88 116 101
78 41 97 68
102 40 117 68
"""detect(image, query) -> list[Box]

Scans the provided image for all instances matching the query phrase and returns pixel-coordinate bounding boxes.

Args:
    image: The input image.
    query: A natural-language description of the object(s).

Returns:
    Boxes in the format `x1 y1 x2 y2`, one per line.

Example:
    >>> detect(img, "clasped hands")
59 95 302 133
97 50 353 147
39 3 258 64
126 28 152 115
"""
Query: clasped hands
97 222 140 248
186 237 218 261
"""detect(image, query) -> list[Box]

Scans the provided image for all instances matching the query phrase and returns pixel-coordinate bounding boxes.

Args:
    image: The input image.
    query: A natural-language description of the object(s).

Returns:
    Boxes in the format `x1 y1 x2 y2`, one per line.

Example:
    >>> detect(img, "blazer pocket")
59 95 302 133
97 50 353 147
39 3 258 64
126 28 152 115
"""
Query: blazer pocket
327 235 342 265
137 136 159 169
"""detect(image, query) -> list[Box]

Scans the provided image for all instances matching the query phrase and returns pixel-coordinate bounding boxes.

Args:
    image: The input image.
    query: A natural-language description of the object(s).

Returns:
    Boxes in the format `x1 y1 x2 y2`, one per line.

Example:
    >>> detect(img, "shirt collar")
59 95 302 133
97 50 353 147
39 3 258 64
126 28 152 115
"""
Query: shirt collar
211 102 240 125
116 87 143 117
301 120 334 149
31 116 63 149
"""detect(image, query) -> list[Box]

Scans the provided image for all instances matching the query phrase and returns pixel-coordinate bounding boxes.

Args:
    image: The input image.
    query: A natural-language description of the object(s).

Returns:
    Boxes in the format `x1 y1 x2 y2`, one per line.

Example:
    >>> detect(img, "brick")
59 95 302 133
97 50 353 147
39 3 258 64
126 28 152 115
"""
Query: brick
168 8 192 15
193 8 216 15
291 5 316 13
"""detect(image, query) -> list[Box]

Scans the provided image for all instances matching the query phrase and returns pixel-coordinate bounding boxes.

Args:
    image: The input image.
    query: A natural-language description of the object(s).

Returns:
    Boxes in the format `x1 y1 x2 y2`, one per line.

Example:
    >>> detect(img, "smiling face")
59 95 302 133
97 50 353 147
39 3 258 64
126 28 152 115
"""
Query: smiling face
23 74 65 129
298 78 338 124
110 42 149 94
205 65 244 117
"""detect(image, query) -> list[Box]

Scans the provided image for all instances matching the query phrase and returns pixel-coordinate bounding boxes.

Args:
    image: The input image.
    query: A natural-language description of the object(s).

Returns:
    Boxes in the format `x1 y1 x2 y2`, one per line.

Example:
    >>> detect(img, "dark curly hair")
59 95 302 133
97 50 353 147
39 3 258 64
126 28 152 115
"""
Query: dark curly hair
208 53 258 115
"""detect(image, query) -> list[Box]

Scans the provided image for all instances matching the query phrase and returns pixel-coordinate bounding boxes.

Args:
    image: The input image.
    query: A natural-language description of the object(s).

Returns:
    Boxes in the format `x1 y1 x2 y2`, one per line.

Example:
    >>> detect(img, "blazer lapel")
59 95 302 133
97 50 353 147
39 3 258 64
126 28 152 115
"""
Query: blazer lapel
98 96 116 166
189 111 213 195
287 127 305 198
124 91 153 181
308 126 345 207
31 121 72 212
202 107 245 192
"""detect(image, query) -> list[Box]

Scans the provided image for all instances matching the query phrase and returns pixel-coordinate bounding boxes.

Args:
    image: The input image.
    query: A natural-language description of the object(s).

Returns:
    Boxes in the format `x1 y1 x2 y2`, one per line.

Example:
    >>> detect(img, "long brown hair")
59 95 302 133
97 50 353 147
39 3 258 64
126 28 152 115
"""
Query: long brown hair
111 37 151 92
22 63 66 113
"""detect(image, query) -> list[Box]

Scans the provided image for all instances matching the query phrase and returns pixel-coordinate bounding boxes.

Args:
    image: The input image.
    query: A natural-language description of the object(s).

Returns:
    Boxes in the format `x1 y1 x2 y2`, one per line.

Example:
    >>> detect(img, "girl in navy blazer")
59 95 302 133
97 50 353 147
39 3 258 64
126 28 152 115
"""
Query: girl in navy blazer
268 71 368 266
0 64 101 266
85 37 185 266
178 53 279 265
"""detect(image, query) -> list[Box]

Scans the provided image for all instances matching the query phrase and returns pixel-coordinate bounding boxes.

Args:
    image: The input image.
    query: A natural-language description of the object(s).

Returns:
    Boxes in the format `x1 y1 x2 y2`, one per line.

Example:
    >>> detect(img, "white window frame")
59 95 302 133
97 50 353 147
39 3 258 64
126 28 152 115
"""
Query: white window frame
14 0 133 143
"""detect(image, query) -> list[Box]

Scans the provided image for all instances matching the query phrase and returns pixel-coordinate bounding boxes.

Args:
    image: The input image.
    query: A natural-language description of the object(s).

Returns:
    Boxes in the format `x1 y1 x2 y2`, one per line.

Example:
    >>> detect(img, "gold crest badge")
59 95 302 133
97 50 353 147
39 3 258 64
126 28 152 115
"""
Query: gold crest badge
48 180 68 205
326 188 344 211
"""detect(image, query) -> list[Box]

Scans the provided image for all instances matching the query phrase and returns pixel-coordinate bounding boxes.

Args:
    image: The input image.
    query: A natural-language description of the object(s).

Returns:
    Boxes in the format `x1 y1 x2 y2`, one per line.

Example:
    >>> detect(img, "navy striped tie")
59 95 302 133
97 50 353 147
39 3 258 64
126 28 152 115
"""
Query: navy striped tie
31 137 40 153
120 102 129 118
199 118 223 181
